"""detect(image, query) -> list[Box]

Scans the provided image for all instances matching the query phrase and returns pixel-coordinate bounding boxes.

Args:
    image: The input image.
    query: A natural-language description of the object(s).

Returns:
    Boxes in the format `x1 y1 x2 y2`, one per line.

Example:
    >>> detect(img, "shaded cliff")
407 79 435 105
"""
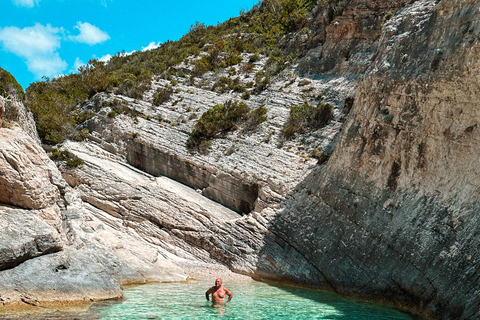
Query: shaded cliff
267 0 480 319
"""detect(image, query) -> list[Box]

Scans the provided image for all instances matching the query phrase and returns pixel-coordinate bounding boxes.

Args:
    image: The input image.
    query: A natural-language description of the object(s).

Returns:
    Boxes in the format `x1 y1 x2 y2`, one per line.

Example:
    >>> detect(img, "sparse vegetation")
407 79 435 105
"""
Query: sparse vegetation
186 100 248 150
187 100 268 152
22 0 345 145
244 106 268 131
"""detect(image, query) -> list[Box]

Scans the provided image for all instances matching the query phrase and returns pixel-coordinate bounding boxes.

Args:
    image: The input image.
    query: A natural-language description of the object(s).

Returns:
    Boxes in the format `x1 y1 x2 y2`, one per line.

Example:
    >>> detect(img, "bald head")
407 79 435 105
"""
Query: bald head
215 278 222 287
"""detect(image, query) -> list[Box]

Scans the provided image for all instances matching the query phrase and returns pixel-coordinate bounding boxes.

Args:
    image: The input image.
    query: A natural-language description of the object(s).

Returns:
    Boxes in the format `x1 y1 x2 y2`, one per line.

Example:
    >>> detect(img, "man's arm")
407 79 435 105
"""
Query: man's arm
225 287 233 302
205 287 212 301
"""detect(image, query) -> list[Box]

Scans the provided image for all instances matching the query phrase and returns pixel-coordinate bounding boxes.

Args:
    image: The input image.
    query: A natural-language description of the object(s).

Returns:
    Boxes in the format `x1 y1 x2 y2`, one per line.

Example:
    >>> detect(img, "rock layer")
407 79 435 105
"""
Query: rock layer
0 127 63 210
57 1 479 318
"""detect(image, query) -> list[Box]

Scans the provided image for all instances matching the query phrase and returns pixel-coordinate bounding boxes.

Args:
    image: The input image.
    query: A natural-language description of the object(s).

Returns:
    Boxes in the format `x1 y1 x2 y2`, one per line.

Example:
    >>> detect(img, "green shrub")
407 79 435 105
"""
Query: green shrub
49 148 84 168
153 86 173 105
283 101 333 137
233 84 247 93
283 125 296 139
2 99 19 124
244 106 267 131
1 120 13 128
72 128 90 141
192 55 214 76
254 71 270 93
225 52 243 66
212 77 233 93
186 100 250 150
116 78 150 99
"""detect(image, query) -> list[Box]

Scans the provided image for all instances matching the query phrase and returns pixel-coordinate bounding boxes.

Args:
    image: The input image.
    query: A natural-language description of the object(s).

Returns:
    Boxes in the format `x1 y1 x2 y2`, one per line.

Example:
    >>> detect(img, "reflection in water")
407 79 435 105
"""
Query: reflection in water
0 280 420 319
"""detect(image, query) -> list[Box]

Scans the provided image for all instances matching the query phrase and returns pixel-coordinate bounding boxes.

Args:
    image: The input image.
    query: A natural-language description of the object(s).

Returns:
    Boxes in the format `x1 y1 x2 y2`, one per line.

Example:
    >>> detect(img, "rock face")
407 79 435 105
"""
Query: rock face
65 0 477 318
0 96 40 143
298 0 409 77
1 0 479 319
0 127 64 209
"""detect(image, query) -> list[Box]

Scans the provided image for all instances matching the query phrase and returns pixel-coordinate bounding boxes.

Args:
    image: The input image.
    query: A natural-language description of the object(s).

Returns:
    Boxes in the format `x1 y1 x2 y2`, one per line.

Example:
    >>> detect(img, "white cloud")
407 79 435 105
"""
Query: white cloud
70 22 110 45
0 24 62 56
0 23 67 78
29 54 68 77
99 54 112 62
142 41 161 52
12 0 40 7
73 57 86 71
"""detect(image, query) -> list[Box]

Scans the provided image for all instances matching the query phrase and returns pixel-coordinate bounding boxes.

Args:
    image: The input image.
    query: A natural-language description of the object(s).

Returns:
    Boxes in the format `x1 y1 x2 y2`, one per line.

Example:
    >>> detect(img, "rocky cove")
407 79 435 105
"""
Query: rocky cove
0 0 479 319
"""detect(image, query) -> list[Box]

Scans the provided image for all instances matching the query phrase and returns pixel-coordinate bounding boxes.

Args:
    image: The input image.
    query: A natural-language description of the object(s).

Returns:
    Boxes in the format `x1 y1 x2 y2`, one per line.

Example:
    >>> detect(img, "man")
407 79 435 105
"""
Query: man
205 278 233 304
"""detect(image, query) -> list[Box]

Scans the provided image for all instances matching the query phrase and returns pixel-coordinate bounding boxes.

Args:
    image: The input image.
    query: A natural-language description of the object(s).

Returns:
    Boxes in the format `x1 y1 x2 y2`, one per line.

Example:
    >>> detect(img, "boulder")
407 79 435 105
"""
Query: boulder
0 206 63 271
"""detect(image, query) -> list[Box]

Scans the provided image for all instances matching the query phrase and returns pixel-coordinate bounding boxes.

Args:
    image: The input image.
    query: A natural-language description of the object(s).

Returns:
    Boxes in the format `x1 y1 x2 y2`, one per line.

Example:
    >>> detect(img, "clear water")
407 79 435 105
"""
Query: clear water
0 281 419 319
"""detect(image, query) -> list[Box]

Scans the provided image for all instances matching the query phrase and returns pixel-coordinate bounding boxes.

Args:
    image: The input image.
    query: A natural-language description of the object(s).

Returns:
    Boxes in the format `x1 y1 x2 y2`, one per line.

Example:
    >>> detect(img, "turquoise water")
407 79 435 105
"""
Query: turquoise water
0 281 419 319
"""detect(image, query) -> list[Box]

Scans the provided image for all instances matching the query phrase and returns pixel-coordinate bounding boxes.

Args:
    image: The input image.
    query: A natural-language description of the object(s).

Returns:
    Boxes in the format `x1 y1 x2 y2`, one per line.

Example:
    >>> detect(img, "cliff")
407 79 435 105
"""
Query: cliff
269 0 480 318
0 0 479 319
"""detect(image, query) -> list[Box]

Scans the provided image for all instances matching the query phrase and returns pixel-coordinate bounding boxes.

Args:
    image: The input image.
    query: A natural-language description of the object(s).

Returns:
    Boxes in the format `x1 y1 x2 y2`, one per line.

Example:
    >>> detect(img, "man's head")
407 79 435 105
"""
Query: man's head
215 278 222 287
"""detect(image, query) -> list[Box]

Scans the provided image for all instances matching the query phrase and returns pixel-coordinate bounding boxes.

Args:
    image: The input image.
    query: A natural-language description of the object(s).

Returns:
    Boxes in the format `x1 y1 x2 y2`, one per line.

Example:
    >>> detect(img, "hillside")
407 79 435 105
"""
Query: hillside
0 0 479 319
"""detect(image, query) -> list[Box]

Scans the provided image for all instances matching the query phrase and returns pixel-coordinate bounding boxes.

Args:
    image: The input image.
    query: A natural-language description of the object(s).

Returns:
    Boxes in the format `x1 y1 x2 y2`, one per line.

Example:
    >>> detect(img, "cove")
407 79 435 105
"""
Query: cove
0 280 421 319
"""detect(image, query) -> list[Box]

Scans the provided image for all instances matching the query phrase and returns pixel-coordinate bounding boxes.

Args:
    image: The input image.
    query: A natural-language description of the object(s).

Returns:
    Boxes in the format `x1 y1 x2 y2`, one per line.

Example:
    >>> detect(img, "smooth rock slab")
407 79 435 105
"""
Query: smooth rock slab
0 248 123 309
0 206 63 271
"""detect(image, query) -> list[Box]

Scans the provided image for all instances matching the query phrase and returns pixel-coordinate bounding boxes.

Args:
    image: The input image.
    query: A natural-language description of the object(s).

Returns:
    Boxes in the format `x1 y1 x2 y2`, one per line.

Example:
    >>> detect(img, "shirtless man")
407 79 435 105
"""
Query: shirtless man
205 278 233 304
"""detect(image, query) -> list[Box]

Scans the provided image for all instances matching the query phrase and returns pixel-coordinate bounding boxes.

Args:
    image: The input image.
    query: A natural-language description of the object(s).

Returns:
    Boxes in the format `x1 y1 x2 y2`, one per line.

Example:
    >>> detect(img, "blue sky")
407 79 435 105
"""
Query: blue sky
0 0 258 90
